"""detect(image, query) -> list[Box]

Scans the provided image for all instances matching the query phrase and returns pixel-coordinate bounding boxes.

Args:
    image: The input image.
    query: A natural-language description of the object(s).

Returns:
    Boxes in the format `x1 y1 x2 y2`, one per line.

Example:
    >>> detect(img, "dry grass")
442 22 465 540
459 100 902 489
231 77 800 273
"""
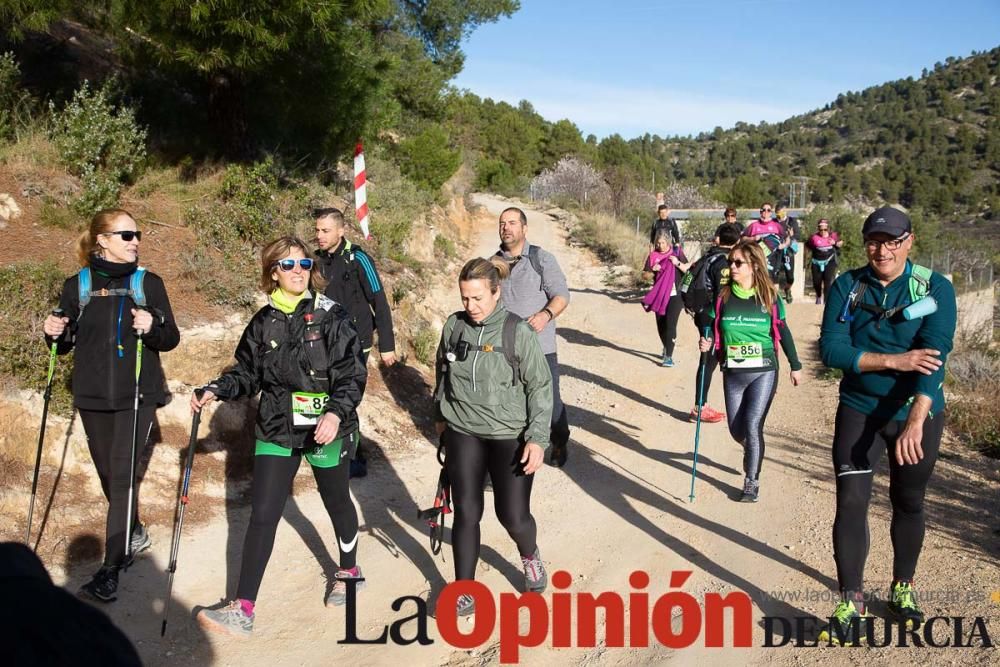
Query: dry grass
571 211 649 282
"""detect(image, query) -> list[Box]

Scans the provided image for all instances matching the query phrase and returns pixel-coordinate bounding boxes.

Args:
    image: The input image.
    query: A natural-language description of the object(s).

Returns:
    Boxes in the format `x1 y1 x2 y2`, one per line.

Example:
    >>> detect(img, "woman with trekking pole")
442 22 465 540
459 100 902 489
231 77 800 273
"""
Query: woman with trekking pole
42 208 179 602
433 257 553 617
191 235 367 638
698 239 802 503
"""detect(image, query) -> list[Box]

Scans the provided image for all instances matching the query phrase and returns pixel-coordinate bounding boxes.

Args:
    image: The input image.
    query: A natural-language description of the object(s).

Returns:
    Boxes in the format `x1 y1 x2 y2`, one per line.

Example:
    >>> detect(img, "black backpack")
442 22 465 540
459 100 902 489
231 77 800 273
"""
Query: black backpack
495 245 543 276
679 251 726 316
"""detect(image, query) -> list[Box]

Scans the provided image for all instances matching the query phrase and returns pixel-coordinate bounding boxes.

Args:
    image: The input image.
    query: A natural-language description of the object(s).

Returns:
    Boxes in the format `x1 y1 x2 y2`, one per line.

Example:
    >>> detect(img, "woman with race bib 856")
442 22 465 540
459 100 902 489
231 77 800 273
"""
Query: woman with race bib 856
699 239 803 502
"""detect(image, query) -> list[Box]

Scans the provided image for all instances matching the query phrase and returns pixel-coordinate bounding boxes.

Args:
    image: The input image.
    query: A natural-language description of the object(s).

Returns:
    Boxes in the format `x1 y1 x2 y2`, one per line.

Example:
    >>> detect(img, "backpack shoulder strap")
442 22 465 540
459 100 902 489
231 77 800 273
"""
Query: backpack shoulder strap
712 295 723 353
909 263 932 302
527 245 543 276
130 267 148 307
502 312 522 385
77 267 92 314
770 300 783 343
447 312 467 350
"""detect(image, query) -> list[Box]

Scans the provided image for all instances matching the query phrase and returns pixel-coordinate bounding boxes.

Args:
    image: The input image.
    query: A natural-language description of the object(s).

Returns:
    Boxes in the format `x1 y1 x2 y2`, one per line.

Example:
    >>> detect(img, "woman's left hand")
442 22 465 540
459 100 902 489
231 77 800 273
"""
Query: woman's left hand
314 412 342 445
789 370 802 387
131 308 153 335
521 442 544 474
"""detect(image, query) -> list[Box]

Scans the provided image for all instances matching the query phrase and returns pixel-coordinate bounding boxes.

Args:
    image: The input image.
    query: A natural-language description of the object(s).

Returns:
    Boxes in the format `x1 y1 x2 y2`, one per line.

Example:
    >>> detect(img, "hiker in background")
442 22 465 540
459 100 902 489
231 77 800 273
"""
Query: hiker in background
681 222 741 423
806 218 842 305
775 205 801 303
698 239 802 502
743 202 787 287
642 230 690 367
649 203 683 250
723 206 745 234
314 206 396 478
193 235 367 637
496 207 571 467
42 208 179 603
434 257 553 617
817 207 956 645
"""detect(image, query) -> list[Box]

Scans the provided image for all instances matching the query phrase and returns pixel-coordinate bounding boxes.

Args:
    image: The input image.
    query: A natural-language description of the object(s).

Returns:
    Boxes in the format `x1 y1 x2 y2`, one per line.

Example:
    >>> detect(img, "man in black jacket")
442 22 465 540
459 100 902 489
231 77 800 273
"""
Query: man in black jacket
649 204 682 250
314 207 397 476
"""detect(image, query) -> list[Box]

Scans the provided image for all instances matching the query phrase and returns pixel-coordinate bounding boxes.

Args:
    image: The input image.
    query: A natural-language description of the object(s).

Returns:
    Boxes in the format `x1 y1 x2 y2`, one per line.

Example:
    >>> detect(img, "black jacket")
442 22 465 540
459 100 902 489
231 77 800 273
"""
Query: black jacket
693 245 731 331
316 239 395 355
649 216 682 246
208 292 367 448
48 266 179 411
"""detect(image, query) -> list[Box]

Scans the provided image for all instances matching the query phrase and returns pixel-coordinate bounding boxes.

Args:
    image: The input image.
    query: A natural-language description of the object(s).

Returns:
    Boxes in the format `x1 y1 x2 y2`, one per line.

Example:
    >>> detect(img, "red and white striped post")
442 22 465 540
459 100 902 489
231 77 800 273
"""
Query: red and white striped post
354 142 371 240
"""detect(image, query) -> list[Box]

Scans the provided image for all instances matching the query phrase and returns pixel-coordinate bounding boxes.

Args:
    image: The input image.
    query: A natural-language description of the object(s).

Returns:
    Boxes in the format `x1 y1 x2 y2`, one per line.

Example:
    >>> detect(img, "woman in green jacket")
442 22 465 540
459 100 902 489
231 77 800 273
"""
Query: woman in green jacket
434 257 553 617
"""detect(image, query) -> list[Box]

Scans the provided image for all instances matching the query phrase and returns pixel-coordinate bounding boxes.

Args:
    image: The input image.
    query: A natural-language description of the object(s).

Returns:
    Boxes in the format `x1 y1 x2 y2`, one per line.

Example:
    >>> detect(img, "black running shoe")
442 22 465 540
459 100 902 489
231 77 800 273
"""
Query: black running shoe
887 581 925 629
79 565 119 603
548 444 567 468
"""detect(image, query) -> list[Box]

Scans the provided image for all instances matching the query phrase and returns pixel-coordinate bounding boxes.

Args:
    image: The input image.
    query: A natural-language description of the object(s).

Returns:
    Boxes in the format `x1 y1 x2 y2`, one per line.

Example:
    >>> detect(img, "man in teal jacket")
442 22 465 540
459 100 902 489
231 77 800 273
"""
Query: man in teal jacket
817 207 956 645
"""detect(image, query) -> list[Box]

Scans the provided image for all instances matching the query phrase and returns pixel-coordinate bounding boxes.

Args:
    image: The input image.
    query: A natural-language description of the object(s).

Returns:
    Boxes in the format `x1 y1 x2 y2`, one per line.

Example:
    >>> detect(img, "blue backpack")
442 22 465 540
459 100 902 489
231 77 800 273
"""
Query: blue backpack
77 266 148 319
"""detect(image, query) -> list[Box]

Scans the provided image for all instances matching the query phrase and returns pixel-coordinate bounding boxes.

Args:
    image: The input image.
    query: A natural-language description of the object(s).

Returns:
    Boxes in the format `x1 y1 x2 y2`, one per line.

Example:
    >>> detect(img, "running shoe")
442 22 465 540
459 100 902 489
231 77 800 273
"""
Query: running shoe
661 356 675 368
887 580 925 629
326 566 366 607
817 600 870 646
456 593 476 617
78 565 119 603
198 600 254 637
124 521 152 568
522 548 547 593
815 296 823 305
785 289 794 303
689 406 725 423
739 478 759 503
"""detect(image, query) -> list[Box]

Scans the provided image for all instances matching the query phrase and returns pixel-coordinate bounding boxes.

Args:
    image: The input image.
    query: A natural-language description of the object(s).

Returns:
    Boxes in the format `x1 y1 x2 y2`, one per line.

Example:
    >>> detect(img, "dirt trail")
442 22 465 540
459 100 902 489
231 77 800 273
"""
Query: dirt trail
62 195 999 665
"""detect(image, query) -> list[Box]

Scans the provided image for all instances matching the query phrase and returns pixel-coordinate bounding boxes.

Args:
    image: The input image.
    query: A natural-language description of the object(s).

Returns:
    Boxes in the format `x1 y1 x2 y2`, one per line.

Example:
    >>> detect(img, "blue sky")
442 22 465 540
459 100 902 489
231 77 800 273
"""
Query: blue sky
452 0 1000 139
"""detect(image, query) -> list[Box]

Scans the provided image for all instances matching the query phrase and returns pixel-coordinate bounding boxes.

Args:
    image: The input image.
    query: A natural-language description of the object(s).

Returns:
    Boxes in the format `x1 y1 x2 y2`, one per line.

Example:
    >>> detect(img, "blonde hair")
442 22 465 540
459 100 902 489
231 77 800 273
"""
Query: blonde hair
459 256 510 292
76 208 134 266
259 235 327 294
721 239 778 314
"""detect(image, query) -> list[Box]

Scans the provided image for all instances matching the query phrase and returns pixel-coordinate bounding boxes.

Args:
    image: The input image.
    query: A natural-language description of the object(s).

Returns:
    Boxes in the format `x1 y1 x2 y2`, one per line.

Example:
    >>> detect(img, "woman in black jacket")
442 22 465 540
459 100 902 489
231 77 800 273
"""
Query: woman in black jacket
192 235 367 638
43 208 179 602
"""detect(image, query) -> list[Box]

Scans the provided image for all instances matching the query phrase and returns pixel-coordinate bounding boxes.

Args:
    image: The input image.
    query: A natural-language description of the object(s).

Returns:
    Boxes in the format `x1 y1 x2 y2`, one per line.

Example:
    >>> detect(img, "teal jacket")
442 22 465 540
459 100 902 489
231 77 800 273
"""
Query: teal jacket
434 306 553 447
820 261 956 420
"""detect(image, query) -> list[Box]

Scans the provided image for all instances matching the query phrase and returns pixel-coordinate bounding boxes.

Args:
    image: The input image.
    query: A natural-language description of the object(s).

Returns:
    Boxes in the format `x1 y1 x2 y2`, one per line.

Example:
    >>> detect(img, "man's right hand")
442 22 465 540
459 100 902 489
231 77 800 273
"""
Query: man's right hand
43 315 69 338
889 349 942 375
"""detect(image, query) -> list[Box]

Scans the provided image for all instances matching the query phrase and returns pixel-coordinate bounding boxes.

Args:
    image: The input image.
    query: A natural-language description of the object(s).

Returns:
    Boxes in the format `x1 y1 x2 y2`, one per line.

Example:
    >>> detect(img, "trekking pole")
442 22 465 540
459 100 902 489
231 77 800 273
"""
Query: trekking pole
124 315 145 563
689 326 711 503
25 309 63 548
161 389 203 637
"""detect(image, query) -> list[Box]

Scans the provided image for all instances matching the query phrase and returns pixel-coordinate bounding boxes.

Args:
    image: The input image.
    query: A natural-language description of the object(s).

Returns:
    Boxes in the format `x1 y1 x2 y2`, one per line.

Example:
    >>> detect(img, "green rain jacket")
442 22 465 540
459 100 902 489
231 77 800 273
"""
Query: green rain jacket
434 306 553 448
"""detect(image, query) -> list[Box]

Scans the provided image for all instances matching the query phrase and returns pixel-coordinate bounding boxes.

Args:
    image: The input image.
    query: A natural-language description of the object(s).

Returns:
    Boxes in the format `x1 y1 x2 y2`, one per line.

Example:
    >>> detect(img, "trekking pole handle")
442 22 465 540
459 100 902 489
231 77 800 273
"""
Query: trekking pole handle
133 305 147 336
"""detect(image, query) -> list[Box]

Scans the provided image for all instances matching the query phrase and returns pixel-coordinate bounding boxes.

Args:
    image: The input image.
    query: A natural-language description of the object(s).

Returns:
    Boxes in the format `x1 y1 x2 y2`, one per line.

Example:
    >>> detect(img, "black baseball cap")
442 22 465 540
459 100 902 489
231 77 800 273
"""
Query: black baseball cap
861 207 911 239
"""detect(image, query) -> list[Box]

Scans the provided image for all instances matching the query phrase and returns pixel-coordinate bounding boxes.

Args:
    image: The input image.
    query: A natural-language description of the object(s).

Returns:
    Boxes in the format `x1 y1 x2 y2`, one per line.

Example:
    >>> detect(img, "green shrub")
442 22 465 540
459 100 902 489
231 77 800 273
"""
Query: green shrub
38 201 78 229
433 234 457 259
0 52 35 143
395 126 461 194
412 325 438 366
49 80 147 216
474 158 518 194
365 148 429 253
0 262 74 414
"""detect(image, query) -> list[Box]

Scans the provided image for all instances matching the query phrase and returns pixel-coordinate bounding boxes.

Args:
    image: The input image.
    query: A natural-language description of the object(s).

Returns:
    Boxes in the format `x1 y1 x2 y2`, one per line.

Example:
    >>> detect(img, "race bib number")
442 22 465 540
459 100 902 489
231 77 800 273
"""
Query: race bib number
726 342 764 368
292 392 328 427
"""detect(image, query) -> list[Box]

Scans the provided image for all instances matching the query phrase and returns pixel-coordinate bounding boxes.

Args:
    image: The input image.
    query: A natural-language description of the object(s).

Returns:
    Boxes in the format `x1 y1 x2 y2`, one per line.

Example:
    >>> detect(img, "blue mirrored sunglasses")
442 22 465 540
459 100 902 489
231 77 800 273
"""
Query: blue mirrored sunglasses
274 258 314 272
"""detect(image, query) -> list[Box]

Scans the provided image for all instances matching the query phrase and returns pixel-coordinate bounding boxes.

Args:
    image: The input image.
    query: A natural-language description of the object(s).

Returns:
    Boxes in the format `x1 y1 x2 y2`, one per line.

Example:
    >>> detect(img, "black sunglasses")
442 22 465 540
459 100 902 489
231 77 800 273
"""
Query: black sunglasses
274 258 314 272
728 259 747 268
105 230 142 242
760 208 772 213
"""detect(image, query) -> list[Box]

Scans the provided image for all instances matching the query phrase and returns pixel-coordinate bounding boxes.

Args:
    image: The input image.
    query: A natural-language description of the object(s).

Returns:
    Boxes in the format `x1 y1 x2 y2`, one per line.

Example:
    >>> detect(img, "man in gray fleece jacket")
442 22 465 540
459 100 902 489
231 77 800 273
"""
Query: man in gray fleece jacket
495 206 572 467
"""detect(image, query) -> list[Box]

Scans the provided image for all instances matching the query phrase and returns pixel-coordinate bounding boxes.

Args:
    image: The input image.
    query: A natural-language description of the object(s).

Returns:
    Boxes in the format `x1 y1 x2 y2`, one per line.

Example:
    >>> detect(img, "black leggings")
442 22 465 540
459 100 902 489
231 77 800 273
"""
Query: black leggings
655 297 684 357
79 407 156 567
831 404 944 596
444 429 537 581
236 447 358 601
811 259 837 299
692 318 720 406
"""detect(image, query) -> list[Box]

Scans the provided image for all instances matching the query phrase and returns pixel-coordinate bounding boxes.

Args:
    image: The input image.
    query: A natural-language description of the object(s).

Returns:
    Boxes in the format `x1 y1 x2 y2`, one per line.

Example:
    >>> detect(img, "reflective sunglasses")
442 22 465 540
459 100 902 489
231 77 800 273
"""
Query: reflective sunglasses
105 230 142 242
760 207 772 212
274 258 314 272
728 259 747 268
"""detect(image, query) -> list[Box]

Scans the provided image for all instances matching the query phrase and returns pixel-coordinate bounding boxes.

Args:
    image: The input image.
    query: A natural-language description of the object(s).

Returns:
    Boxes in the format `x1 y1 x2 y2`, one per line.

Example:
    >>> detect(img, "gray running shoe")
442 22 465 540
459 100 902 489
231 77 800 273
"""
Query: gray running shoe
78 565 119 603
326 567 366 607
197 601 254 637
521 548 547 593
739 478 759 503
